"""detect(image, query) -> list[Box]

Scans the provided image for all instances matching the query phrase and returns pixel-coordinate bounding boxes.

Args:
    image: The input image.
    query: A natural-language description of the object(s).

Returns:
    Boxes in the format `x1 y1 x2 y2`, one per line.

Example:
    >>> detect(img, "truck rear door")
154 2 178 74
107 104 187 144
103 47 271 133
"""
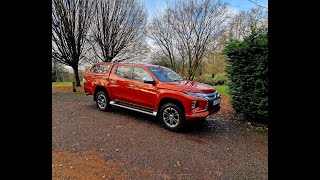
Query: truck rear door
108 65 132 102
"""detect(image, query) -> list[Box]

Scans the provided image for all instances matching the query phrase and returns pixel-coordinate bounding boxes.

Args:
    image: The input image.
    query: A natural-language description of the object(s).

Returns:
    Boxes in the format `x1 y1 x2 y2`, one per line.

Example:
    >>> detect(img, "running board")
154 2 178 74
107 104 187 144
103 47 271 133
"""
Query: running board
109 101 157 116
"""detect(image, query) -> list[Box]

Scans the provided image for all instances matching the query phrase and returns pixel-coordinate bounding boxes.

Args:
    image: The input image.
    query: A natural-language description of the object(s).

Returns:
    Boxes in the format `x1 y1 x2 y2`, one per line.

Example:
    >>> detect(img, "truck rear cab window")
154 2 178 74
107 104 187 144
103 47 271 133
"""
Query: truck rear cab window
91 65 110 74
115 66 131 78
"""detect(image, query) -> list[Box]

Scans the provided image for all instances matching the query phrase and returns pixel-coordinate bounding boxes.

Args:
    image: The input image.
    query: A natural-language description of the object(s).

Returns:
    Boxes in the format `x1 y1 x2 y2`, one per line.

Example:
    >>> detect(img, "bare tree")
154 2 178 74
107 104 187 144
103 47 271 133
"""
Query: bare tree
149 0 230 80
149 13 177 71
52 59 65 82
89 0 147 62
52 0 93 86
203 52 226 75
227 7 267 40
248 0 268 10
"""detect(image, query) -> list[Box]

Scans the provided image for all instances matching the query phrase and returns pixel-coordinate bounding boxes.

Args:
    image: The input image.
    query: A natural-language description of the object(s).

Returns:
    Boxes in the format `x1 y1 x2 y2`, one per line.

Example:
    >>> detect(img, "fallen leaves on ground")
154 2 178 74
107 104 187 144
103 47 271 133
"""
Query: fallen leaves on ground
52 149 126 180
52 86 84 93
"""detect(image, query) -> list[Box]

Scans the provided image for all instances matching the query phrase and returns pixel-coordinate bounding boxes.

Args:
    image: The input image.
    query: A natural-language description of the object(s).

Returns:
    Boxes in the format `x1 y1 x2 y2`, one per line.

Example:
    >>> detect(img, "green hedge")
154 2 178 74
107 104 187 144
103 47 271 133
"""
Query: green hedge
223 28 268 122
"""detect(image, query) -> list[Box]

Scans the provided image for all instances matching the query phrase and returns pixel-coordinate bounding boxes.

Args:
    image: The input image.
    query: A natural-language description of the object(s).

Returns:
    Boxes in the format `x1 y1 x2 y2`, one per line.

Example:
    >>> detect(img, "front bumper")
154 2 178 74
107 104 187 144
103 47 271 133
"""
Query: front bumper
184 91 221 120
185 104 220 120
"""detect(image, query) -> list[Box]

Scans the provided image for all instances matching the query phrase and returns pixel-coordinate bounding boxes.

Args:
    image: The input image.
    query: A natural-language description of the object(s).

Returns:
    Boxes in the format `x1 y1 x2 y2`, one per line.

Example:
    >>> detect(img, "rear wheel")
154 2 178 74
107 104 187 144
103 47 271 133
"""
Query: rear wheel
96 91 112 111
159 103 185 131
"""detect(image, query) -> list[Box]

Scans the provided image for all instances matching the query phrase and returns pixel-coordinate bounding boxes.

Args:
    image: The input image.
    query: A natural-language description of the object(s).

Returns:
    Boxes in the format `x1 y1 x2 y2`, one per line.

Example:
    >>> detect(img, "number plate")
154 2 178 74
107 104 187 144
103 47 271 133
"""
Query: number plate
213 98 220 105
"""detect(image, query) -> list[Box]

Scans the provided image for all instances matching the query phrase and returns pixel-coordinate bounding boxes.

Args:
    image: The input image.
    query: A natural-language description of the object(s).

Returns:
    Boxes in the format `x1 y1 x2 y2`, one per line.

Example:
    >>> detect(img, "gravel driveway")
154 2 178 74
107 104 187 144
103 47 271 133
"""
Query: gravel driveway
52 92 268 179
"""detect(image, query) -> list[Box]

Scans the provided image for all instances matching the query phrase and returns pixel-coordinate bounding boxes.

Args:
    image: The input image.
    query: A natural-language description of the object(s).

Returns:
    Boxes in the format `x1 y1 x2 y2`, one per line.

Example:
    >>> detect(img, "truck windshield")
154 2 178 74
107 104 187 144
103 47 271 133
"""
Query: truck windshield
148 67 183 82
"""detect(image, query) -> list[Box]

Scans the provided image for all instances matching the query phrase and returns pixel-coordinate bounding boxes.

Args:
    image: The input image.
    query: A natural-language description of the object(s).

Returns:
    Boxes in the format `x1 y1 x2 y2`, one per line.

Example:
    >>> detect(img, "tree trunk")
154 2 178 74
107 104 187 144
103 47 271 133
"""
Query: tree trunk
72 67 81 87
56 69 59 82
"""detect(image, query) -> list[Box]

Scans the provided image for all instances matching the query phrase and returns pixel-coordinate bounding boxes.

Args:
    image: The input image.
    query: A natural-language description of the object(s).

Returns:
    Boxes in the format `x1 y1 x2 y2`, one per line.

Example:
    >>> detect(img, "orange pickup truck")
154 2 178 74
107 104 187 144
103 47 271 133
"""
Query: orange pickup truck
84 62 221 131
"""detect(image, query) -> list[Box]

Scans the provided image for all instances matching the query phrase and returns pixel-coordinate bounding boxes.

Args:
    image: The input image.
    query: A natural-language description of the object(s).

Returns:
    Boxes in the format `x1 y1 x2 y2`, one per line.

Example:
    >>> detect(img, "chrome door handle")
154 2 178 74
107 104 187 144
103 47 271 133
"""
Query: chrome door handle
110 79 116 84
129 84 135 88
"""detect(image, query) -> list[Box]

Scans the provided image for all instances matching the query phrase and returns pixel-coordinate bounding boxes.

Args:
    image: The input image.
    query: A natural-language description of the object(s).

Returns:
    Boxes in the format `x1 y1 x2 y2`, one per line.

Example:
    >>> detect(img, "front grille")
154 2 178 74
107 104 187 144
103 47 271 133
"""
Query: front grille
207 102 220 110
206 91 221 110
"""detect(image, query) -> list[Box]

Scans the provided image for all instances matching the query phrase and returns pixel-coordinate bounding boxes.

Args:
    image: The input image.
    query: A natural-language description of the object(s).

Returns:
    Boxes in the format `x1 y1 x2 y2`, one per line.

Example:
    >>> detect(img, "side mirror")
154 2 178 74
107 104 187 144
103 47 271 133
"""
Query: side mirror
143 77 156 84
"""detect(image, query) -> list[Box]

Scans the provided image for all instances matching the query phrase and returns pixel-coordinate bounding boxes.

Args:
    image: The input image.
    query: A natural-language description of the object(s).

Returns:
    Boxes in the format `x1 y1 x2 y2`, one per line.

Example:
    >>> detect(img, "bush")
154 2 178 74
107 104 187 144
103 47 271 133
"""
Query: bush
196 72 229 86
212 73 228 85
195 73 211 85
204 79 213 85
223 28 268 122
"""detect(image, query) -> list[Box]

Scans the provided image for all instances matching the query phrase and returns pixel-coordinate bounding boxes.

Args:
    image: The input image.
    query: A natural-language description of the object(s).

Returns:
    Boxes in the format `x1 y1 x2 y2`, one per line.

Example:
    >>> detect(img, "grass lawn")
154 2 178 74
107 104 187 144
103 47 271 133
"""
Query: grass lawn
52 81 83 87
213 85 234 115
52 82 230 97
52 82 85 94
214 85 230 97
52 82 234 115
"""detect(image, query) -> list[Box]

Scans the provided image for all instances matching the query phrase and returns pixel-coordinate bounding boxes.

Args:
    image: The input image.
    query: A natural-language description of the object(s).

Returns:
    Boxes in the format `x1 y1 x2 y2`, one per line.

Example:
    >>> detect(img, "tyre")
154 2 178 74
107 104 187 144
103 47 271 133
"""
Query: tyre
159 103 185 131
96 91 112 111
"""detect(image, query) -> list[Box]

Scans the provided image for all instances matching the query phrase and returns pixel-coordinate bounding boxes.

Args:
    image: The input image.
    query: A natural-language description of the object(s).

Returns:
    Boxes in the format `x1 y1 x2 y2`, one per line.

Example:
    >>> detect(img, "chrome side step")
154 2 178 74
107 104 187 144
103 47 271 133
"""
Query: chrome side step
109 101 157 116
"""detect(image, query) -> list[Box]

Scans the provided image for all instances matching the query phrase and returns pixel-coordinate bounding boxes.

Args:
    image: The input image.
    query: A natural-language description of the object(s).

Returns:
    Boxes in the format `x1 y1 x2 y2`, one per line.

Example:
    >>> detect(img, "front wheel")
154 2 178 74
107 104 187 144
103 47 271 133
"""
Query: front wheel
96 91 112 111
159 103 185 131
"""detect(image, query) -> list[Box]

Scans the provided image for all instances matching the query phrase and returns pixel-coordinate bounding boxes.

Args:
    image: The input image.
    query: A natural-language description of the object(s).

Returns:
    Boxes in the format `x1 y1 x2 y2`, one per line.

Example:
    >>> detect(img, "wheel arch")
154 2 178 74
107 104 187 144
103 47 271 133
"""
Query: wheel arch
93 86 109 101
158 97 185 114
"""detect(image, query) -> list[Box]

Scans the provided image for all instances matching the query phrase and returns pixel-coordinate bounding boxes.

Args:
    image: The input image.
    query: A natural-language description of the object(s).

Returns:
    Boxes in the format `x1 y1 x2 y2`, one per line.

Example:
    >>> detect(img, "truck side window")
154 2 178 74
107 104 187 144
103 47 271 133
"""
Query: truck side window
132 67 152 82
91 65 110 74
90 65 97 73
115 66 131 79
102 65 110 73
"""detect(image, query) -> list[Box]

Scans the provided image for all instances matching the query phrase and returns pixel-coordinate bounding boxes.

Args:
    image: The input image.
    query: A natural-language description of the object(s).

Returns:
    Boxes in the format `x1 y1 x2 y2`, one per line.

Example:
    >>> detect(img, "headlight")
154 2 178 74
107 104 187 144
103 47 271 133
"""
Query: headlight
183 90 220 99
183 91 208 98
191 100 199 109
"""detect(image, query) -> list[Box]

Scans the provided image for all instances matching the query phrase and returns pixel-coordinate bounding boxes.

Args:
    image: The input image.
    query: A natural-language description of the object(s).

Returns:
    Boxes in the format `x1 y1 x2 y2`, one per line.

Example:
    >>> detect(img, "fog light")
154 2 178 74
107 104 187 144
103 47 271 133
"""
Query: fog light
192 100 199 109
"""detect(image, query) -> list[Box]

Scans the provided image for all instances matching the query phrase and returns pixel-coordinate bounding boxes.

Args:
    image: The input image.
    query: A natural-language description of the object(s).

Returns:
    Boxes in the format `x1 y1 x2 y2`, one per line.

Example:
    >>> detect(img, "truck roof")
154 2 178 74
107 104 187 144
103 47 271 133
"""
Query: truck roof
91 62 166 68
